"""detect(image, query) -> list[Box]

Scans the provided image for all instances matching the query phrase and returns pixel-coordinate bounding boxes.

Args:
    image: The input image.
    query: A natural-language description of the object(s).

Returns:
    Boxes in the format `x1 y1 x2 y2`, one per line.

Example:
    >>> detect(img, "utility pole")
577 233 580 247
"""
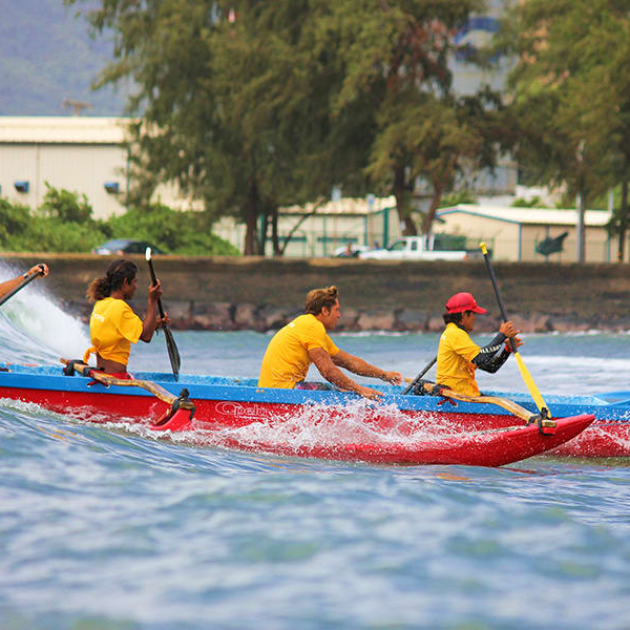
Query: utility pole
576 141 585 263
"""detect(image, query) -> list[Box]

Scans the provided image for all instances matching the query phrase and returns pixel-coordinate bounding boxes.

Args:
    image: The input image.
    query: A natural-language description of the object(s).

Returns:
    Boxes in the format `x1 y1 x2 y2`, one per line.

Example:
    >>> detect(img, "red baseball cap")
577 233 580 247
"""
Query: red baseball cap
445 292 487 314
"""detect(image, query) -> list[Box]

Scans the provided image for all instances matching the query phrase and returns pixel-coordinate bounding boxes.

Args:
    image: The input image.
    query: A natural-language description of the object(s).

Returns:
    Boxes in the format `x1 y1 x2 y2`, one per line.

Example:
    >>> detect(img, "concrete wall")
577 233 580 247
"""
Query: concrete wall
3 253 630 333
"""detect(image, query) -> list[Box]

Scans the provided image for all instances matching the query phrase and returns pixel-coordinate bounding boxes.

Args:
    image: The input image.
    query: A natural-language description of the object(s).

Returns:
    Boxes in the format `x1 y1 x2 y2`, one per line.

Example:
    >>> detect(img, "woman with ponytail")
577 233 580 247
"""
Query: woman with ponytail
83 259 164 377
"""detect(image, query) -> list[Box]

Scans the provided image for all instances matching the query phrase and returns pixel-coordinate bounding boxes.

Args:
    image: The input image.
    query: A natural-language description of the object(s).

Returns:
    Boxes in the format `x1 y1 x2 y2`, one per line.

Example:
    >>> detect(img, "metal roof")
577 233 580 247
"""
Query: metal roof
0 116 132 144
437 204 612 227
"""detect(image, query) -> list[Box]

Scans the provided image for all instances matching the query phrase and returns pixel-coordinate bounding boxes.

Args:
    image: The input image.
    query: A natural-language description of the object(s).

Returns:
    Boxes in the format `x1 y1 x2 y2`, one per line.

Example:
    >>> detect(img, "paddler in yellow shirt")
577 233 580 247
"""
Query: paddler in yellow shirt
258 286 402 400
84 259 165 377
436 292 523 397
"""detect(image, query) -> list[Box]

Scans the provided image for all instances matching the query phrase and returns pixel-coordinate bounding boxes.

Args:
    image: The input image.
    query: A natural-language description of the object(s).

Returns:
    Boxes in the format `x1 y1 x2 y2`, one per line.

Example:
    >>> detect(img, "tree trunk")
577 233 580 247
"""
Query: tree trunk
260 212 269 255
421 185 445 234
279 201 324 255
576 142 586 263
617 178 629 262
243 179 260 255
393 165 417 236
271 207 281 256
244 212 258 255
576 189 585 263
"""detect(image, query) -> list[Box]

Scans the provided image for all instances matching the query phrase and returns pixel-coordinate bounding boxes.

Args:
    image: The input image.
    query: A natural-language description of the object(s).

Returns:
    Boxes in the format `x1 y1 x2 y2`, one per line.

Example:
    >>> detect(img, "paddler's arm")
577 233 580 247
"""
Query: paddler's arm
140 278 163 342
0 263 49 298
332 350 403 385
472 321 524 374
308 348 384 400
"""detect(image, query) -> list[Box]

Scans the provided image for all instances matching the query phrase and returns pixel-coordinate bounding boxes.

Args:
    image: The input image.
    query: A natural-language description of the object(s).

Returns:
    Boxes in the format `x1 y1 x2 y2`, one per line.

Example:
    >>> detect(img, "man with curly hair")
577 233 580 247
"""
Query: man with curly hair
258 286 402 400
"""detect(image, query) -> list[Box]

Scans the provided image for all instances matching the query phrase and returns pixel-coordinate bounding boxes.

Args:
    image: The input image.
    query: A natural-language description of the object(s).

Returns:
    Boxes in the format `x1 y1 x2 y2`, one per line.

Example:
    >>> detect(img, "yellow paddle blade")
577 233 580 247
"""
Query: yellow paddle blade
514 351 551 418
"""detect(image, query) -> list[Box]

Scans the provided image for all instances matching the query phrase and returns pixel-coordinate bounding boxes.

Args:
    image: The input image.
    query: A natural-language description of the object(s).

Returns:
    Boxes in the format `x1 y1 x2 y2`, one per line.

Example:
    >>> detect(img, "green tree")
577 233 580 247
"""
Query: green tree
324 0 498 235
498 0 630 261
67 0 346 255
68 0 498 249
366 89 501 234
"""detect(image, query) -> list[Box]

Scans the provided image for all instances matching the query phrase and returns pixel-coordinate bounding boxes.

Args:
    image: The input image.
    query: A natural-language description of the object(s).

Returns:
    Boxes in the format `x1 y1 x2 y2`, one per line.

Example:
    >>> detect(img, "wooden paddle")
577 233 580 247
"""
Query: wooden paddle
0 265 45 308
145 248 181 381
61 359 195 427
480 242 551 418
406 378 556 433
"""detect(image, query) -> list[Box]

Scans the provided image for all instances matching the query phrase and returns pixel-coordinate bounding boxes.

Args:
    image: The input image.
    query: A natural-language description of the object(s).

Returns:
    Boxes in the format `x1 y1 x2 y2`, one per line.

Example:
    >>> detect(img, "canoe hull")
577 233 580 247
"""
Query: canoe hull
0 376 594 466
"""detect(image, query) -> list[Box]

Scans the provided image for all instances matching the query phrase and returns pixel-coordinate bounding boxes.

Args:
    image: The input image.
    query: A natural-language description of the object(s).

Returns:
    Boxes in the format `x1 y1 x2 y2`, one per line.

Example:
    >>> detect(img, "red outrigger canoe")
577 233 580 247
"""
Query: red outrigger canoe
0 362 595 467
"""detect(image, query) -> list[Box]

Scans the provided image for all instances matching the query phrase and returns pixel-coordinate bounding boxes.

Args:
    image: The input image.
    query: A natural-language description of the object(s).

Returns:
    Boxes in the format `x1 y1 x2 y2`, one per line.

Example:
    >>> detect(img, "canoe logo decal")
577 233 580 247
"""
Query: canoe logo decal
215 401 269 421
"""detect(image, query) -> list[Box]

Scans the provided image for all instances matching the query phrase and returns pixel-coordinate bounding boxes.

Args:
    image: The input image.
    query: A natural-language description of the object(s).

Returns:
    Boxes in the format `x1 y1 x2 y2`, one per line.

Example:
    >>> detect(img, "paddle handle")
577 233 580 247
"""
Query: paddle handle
0 265 45 308
480 243 509 322
145 249 181 380
146 257 167 320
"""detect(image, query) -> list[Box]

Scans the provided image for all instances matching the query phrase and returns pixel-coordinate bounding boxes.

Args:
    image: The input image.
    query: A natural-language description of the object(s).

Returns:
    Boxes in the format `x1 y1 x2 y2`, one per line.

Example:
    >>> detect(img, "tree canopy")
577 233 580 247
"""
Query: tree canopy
67 0 503 251
498 0 630 260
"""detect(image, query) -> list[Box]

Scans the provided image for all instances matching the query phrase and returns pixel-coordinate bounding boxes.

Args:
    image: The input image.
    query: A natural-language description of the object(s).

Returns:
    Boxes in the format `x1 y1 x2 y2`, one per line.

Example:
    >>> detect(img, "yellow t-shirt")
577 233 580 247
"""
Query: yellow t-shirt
436 322 481 397
84 297 143 366
258 314 340 388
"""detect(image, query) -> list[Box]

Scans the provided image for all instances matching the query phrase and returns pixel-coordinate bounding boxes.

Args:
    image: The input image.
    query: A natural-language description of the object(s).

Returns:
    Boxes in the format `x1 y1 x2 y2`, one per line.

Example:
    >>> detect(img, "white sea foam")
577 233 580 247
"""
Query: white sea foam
0 262 90 363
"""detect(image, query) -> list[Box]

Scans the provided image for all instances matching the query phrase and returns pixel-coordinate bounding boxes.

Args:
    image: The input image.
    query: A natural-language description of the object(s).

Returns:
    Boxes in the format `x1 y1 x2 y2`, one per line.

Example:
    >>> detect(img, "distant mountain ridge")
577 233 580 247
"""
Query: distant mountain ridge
0 0 127 116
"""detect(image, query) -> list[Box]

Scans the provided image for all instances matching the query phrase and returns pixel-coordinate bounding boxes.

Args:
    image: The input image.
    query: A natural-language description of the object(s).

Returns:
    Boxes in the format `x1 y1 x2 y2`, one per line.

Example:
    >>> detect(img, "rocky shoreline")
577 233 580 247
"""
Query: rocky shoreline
168 303 630 333
5 252 629 334
66 300 630 334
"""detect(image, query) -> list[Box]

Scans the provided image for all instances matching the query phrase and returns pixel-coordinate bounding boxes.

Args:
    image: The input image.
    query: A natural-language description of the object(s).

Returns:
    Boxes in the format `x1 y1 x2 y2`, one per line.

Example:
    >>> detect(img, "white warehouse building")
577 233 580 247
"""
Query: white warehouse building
0 116 131 219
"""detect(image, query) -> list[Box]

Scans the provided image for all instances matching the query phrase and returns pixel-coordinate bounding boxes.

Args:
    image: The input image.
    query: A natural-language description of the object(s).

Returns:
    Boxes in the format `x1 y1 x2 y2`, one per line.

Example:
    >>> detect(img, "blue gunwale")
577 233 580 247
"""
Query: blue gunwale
0 363 627 422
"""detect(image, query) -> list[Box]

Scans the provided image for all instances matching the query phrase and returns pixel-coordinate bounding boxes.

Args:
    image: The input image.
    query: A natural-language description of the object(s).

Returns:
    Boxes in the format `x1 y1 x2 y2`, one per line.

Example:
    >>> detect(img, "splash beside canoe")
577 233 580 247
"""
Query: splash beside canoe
0 364 603 466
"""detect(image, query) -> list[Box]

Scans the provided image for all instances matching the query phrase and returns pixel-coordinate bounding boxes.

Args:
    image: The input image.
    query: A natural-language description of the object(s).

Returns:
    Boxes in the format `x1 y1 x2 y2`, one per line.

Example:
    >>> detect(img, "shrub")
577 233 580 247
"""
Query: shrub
0 192 238 255
108 204 239 255
0 197 31 246
38 182 93 222
510 196 545 208
439 190 478 208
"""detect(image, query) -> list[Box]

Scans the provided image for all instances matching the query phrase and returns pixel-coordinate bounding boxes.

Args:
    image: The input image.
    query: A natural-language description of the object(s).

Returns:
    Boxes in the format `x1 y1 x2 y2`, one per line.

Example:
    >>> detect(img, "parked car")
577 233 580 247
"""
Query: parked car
358 235 468 261
92 239 165 255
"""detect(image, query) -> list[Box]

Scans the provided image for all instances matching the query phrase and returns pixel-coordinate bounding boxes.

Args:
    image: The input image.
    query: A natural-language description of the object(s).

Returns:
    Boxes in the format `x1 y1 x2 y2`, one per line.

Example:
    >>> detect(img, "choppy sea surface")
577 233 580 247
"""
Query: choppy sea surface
1 271 630 629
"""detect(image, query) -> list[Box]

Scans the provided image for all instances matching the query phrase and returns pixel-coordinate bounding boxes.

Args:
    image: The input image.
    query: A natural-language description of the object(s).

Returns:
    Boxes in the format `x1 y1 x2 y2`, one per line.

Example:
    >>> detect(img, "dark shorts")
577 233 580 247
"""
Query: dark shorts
295 381 333 391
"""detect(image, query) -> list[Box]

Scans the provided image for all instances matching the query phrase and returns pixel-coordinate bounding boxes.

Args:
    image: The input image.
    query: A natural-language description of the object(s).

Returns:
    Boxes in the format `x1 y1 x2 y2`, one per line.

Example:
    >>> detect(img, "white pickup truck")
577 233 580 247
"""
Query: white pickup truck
358 235 469 261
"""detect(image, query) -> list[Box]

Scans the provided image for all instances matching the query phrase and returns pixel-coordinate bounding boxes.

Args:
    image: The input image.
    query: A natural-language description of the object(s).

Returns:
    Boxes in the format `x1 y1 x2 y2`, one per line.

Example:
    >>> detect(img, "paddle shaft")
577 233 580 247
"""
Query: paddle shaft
0 267 44 308
480 243 550 417
415 380 554 428
146 253 181 380
480 246 516 352
146 257 167 320
402 356 437 395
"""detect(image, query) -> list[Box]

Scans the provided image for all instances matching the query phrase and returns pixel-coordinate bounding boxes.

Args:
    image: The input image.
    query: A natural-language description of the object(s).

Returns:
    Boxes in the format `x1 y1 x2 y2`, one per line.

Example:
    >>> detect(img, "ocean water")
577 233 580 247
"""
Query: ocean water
1 275 630 629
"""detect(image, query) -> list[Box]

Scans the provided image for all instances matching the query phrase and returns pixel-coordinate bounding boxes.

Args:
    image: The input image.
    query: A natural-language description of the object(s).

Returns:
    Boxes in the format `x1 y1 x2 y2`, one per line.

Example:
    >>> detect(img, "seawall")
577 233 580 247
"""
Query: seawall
3 253 630 333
